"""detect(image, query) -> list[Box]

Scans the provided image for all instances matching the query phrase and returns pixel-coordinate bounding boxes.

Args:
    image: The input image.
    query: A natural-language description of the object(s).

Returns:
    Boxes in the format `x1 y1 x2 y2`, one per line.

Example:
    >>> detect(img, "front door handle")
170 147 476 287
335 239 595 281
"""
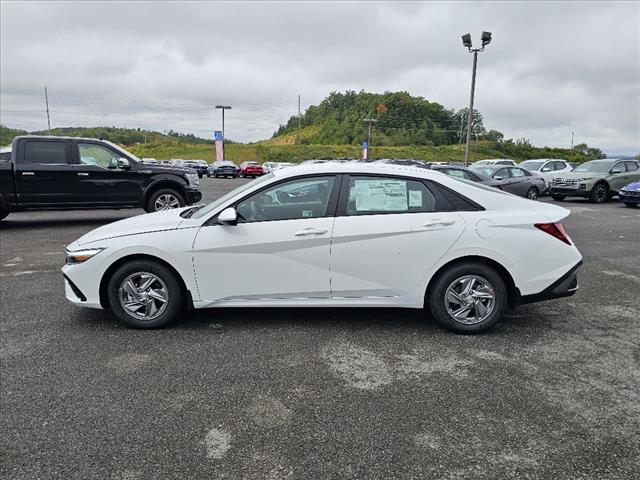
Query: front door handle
21 172 35 176
421 219 456 228
294 228 328 236
77 172 89 176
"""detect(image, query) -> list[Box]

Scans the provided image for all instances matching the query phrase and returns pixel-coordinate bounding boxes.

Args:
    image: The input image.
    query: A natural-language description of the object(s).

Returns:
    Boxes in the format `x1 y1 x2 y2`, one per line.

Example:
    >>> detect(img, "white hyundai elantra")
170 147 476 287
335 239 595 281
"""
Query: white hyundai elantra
62 163 582 333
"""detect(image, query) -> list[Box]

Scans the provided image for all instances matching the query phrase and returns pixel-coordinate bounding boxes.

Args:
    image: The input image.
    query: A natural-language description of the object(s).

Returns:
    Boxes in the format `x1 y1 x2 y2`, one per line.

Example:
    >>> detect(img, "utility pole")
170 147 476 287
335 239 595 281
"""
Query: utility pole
461 31 492 166
459 113 465 144
44 86 51 135
298 94 301 132
571 131 574 150
215 105 232 160
363 118 377 149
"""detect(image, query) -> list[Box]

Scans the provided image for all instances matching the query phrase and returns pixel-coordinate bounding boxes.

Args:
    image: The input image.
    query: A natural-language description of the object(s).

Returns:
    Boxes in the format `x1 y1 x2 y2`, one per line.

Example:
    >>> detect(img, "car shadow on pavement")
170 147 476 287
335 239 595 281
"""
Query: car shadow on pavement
0 216 131 230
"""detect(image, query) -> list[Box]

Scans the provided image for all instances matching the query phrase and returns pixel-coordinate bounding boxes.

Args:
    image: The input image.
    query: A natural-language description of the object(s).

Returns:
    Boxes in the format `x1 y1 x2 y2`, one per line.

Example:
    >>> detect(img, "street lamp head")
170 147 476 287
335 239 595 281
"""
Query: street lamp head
462 33 472 48
215 105 232 109
481 31 492 46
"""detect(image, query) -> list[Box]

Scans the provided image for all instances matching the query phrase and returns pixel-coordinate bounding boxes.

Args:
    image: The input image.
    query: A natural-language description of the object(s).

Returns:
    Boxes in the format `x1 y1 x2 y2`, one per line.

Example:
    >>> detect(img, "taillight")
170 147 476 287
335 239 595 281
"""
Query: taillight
534 222 572 245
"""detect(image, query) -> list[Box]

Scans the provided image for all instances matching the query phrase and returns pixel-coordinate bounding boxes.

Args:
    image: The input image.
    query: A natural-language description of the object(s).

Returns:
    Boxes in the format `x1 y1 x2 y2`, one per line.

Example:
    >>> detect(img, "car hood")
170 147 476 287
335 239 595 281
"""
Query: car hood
73 208 191 246
622 181 640 191
551 171 602 180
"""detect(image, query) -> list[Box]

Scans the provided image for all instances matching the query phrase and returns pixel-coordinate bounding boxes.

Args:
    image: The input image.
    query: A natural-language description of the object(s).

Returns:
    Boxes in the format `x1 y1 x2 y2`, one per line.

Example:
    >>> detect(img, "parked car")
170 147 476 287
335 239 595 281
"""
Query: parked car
239 161 264 178
549 159 640 203
0 136 202 221
62 162 582 334
277 162 295 169
430 165 503 188
618 181 640 208
471 159 517 167
470 165 547 200
519 159 573 190
211 160 238 178
262 162 280 173
181 160 207 178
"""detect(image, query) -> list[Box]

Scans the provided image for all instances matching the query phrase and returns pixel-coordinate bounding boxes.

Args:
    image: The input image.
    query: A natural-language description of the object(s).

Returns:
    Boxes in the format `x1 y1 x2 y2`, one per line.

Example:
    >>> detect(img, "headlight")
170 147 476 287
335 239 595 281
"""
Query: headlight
185 173 200 188
65 248 104 265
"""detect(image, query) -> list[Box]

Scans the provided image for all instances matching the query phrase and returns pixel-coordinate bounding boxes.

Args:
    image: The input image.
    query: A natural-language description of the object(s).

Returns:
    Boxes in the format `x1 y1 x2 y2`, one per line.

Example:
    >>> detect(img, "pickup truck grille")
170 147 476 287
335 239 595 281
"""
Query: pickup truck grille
552 178 578 188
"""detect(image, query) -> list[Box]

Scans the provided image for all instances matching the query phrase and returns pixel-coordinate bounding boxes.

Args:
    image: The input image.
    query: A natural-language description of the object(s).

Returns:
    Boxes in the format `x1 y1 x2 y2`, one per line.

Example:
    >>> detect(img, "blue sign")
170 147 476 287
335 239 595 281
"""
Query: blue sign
214 131 223 141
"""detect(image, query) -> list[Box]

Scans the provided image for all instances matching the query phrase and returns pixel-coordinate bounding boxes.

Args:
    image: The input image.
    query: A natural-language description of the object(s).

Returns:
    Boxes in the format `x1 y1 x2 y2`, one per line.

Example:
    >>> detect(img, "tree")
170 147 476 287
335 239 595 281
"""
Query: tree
572 143 606 159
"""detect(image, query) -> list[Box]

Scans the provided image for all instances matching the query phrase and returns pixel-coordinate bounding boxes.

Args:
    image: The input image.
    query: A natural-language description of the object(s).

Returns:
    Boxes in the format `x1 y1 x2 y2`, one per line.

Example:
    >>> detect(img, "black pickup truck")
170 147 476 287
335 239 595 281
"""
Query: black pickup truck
0 136 202 221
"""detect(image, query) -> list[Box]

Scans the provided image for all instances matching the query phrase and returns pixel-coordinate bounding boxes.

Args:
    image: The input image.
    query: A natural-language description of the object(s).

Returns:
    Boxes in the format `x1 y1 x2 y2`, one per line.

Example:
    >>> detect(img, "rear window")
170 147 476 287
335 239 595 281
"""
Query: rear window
23 141 69 164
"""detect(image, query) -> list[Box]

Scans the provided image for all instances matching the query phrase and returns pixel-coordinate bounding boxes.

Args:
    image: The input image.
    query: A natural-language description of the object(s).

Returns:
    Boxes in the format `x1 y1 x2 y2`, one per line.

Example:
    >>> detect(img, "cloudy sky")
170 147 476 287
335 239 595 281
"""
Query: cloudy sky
1 1 638 154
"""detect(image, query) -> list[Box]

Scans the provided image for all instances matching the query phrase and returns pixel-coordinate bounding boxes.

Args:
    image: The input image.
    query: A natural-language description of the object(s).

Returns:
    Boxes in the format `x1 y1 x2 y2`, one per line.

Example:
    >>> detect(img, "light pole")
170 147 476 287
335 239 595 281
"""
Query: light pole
461 31 492 166
215 105 231 160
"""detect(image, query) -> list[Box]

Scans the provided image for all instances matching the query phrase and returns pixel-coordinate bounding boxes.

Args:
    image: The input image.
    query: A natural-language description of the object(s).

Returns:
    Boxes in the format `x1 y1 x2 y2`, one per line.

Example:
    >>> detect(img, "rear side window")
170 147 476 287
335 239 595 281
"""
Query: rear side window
625 161 639 172
346 176 436 215
0 152 10 161
23 141 69 164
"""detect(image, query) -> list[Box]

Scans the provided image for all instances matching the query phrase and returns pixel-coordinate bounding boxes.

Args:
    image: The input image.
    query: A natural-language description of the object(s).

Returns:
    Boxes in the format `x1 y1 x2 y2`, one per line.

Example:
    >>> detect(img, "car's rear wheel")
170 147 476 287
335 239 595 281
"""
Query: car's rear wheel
590 183 608 203
551 194 565 201
624 202 638 208
107 260 184 329
428 262 507 334
146 188 185 212
525 187 538 200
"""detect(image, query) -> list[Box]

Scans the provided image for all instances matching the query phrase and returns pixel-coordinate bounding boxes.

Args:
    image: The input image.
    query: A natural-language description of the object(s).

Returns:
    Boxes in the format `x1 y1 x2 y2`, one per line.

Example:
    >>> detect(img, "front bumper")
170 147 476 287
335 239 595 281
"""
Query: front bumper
619 191 640 203
550 187 590 198
185 188 203 205
517 261 582 305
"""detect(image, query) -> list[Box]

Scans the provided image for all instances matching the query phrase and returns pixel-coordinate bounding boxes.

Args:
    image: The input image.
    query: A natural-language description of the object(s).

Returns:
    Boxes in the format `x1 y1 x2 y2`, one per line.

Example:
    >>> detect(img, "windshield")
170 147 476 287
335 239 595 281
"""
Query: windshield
191 173 274 219
519 161 544 171
473 160 492 166
105 140 141 162
573 161 614 173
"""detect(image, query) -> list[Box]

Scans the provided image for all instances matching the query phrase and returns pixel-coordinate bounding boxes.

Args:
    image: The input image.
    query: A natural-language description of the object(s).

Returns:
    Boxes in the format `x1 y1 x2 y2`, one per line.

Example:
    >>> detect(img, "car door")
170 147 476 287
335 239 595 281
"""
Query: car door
607 161 632 192
505 167 532 196
192 175 338 302
14 138 77 206
330 175 466 298
72 141 141 205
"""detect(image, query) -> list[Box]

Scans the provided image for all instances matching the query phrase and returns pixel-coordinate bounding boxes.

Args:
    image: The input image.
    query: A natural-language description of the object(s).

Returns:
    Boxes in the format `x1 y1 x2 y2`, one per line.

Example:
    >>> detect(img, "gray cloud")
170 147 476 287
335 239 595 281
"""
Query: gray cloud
1 1 638 154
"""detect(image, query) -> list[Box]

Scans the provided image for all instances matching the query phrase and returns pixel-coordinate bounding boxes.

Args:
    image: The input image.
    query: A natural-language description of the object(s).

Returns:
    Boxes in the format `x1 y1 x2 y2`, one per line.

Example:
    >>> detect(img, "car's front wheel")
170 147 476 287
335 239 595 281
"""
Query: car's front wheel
428 262 507 334
551 194 565 201
107 260 184 328
624 202 638 208
590 183 608 203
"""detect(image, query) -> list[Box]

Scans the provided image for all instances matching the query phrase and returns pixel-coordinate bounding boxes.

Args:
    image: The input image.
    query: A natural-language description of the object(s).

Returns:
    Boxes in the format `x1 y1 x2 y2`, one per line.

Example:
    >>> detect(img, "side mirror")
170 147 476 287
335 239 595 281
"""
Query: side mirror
117 158 130 170
541 167 551 172
610 168 623 174
217 207 237 225
494 176 504 181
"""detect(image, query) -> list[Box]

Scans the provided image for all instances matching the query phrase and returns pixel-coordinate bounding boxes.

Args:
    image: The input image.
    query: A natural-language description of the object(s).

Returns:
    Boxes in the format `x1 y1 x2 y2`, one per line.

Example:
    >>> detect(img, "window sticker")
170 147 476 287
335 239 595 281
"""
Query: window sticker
354 179 407 211
409 190 423 207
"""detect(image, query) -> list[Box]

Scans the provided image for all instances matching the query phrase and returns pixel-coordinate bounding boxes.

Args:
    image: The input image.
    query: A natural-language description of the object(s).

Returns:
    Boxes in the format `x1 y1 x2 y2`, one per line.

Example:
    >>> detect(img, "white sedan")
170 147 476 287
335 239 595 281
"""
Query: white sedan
62 163 583 333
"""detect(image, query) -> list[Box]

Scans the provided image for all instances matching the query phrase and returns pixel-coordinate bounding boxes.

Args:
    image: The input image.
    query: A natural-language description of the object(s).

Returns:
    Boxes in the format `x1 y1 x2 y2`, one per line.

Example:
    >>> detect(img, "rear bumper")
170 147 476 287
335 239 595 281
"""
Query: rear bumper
185 188 202 204
516 260 582 306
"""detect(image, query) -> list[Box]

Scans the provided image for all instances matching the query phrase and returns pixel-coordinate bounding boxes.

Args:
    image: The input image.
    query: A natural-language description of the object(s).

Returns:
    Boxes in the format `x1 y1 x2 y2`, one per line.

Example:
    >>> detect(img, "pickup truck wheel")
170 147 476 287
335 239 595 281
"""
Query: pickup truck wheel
107 260 184 329
590 183 608 203
427 262 507 334
146 189 185 212
551 194 565 201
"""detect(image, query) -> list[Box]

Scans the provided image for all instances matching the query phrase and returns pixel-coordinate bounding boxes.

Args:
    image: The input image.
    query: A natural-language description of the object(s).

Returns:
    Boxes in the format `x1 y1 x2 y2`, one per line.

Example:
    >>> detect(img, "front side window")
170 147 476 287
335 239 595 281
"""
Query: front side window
494 168 511 179
236 176 335 223
23 141 69 164
78 143 122 169
346 176 435 215
446 169 471 181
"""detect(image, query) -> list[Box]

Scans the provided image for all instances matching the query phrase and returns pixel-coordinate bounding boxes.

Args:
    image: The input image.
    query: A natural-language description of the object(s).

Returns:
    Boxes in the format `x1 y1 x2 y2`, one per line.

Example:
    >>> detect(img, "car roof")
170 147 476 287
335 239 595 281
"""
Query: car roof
271 161 452 181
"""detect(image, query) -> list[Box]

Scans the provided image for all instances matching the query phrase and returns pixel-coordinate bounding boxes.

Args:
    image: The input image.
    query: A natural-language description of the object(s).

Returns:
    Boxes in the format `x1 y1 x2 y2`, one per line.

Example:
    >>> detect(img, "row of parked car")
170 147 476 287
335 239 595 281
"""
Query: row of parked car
141 155 640 208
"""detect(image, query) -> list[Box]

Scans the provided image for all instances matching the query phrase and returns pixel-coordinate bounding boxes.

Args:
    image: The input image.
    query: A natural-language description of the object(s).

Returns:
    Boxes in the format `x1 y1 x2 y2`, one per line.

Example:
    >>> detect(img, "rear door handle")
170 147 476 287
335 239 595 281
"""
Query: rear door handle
421 219 456 228
21 172 35 176
77 172 89 176
294 228 328 236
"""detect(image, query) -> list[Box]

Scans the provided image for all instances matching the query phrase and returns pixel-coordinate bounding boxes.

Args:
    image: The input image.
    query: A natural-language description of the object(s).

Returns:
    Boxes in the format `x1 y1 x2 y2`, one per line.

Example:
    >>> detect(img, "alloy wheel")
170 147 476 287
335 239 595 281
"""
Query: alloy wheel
119 272 169 321
444 275 496 325
154 194 180 211
526 188 538 200
593 185 607 203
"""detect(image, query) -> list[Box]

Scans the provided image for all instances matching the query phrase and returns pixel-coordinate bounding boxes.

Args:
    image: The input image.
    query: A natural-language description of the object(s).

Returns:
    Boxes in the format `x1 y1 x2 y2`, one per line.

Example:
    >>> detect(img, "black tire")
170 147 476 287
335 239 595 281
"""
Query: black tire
107 259 184 329
0 209 9 221
551 194 565 201
427 262 507 334
525 187 538 201
145 188 185 213
624 202 638 208
590 183 608 203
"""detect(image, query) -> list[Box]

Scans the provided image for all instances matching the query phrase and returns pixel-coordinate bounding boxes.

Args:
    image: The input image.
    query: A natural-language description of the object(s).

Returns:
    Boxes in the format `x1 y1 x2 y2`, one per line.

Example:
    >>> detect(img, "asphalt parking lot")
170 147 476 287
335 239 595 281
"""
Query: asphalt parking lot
1 178 639 480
